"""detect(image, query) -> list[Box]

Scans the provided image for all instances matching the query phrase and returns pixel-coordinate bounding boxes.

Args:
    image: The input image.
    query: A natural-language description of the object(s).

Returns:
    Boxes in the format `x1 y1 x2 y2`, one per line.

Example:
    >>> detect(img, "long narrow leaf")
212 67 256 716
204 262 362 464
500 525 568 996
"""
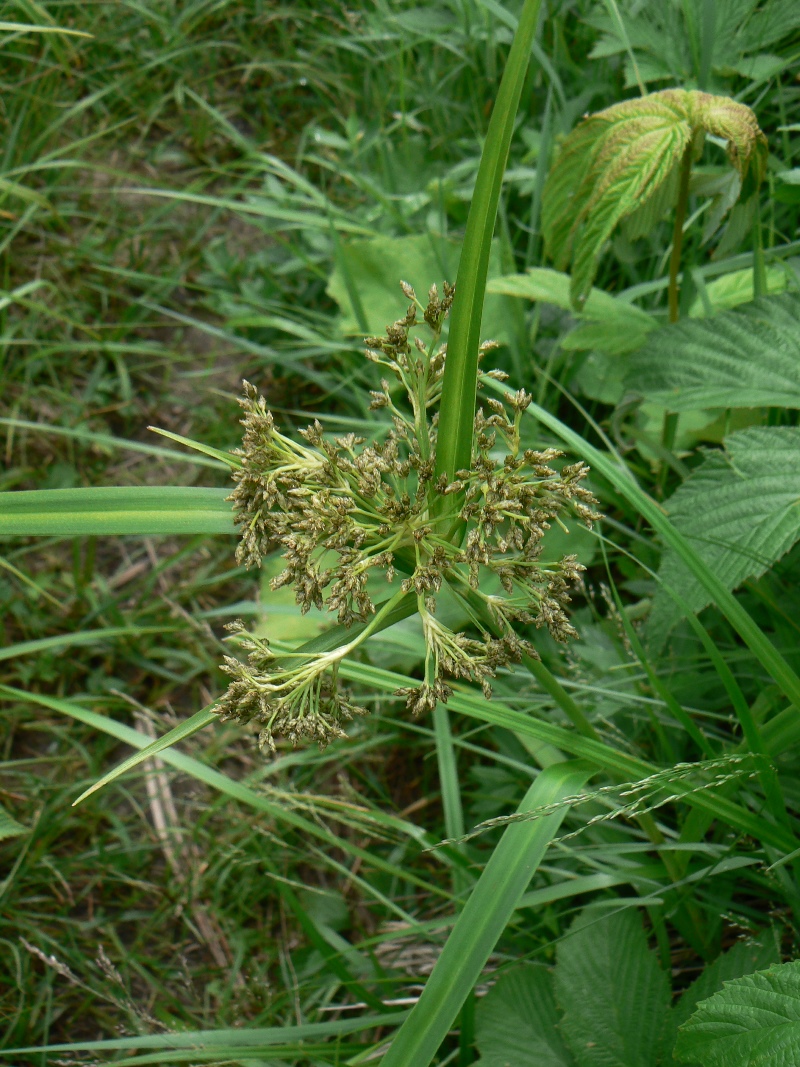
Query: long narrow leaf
333 658 798 853
0 486 234 536
0 417 230 470
0 626 178 664
380 761 592 1067
0 1012 407 1059
72 593 418 805
0 686 455 904
435 0 544 485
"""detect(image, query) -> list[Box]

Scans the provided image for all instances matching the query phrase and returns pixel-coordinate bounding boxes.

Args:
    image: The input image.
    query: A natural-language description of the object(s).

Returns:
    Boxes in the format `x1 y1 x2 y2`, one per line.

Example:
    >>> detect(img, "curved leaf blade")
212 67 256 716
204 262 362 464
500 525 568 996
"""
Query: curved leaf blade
380 761 592 1067
542 89 767 307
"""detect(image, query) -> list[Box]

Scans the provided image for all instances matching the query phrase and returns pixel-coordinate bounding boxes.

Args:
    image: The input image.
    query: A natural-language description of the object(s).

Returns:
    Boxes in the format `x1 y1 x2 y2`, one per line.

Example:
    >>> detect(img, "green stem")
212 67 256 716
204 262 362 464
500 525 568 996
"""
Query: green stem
667 142 693 324
660 140 694 486
753 194 766 298
434 0 544 498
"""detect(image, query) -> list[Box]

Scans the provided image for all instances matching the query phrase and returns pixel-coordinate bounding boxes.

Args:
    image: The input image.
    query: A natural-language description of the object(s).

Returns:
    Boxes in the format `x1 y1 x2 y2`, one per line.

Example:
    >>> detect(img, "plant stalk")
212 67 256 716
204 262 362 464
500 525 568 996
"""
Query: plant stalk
434 0 544 502
661 141 694 479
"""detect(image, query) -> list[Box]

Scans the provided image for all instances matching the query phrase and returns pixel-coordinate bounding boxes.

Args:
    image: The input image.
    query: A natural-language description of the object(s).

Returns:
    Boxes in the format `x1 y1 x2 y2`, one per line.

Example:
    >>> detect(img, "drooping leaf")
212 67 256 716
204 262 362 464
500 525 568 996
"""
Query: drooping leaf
474 965 575 1067
674 961 800 1067
626 293 800 411
542 89 767 307
555 908 671 1067
648 427 800 643
0 486 234 536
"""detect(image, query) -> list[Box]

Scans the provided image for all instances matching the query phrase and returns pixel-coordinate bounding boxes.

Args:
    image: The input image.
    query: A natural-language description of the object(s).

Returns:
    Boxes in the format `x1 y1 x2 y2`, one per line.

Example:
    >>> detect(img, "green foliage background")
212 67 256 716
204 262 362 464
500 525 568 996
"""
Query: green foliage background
1 0 800 1063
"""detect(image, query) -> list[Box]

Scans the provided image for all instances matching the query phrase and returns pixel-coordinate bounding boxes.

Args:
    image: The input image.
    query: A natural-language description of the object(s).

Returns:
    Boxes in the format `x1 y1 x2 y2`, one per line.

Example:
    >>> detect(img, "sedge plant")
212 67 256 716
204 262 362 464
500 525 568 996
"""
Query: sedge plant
6 1 800 1064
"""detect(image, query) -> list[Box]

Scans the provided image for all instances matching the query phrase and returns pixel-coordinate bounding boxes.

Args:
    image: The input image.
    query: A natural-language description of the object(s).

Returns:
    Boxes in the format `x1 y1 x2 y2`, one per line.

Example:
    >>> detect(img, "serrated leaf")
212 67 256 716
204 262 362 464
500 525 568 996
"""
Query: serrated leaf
474 965 575 1067
670 932 780 1061
648 427 800 643
542 90 766 307
626 293 800 410
674 961 800 1067
555 909 670 1067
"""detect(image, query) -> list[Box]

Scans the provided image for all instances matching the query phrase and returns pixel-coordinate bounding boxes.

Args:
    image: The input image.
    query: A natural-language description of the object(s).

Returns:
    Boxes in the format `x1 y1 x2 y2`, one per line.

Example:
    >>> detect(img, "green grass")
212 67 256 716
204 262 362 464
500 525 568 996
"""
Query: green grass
2 0 800 1063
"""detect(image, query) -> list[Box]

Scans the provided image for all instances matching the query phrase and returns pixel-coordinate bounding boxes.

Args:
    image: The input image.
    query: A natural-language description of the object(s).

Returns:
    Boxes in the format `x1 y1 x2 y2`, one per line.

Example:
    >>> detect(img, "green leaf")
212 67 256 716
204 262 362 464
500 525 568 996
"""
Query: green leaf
0 1011 407 1060
0 21 91 37
327 233 514 347
506 387 800 732
487 267 656 355
380 762 592 1067
72 707 217 807
648 427 800 643
670 932 780 1057
542 90 767 307
0 417 231 470
434 0 545 487
674 961 800 1067
0 486 235 536
626 293 800 411
0 626 179 664
474 965 575 1067
556 909 670 1067
688 266 789 316
0 802 25 841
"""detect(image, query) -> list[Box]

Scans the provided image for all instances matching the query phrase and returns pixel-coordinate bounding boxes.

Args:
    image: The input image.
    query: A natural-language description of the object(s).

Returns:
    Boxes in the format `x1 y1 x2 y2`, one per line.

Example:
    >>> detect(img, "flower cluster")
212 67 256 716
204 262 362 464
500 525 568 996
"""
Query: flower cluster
218 281 600 753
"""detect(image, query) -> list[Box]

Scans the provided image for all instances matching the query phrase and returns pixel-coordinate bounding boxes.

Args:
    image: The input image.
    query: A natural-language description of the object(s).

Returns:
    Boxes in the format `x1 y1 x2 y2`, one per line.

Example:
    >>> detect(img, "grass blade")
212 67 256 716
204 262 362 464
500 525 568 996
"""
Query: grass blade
0 418 230 470
0 1012 407 1058
0 486 234 536
0 626 178 664
380 761 592 1067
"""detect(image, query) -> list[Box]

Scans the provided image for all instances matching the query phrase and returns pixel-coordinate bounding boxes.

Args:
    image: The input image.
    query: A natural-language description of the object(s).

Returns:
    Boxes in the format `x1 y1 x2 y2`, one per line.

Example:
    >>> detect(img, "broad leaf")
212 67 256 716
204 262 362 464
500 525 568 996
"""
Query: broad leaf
555 909 671 1067
670 932 780 1061
542 89 767 307
0 486 234 536
626 293 800 411
474 965 574 1067
648 427 800 643
674 961 800 1067
327 233 513 347
587 0 800 91
487 267 656 355
688 266 789 317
